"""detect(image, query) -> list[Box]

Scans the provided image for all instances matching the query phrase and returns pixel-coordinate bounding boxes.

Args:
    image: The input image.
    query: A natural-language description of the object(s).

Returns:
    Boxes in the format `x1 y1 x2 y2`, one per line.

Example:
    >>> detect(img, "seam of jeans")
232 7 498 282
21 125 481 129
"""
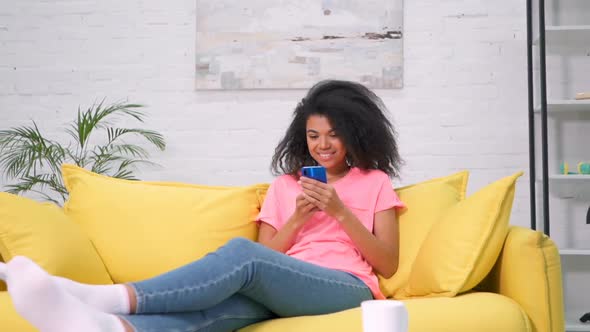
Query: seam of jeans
185 313 269 332
125 315 260 332
136 258 369 310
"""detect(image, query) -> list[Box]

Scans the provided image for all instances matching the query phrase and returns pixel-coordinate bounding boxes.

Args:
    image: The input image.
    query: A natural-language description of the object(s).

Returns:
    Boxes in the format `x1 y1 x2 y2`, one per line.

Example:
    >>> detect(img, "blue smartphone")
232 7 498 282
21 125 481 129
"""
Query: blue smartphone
301 166 327 183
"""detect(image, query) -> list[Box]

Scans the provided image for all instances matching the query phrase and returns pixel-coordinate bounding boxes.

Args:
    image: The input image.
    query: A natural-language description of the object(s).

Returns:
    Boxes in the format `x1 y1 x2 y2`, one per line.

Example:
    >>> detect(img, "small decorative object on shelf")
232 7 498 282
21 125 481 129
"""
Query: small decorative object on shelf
587 206 590 224
576 92 590 100
560 162 590 175
580 312 590 323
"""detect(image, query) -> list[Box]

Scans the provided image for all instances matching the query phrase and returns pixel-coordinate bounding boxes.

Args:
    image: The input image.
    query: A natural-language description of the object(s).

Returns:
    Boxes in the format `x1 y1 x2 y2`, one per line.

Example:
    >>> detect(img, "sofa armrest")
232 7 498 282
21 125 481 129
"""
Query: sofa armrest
482 226 565 332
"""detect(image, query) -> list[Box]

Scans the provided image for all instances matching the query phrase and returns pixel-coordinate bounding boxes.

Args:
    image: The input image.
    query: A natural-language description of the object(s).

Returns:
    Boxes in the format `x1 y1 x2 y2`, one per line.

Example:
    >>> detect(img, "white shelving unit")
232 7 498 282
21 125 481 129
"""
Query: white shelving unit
561 252 590 332
535 100 590 113
568 320 590 332
560 248 590 256
536 176 590 198
549 175 590 182
534 25 590 46
528 1 590 331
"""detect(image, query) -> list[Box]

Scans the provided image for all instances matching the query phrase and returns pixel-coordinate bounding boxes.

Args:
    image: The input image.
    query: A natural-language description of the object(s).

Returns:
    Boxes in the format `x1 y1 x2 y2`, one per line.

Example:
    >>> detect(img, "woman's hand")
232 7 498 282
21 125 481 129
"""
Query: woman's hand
299 177 348 220
290 194 320 227
259 194 319 253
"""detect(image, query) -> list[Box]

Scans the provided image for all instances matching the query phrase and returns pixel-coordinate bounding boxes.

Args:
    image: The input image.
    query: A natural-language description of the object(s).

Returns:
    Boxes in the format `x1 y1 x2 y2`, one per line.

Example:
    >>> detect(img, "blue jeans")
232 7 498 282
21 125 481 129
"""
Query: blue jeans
120 238 373 332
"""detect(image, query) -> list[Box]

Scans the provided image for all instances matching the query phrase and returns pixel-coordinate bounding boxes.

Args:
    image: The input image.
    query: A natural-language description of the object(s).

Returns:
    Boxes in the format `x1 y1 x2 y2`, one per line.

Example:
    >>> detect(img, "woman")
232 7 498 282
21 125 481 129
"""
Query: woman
0 79 404 332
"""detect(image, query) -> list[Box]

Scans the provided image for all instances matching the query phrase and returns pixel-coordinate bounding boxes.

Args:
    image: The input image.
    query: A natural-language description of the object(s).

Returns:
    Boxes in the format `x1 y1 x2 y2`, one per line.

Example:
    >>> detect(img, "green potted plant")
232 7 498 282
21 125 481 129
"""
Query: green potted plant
0 100 166 205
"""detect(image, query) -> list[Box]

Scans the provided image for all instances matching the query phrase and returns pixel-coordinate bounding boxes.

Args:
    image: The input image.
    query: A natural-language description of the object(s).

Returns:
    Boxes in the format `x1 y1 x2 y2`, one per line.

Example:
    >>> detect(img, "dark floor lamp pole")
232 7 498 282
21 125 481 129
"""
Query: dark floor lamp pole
526 0 537 231
538 0 551 236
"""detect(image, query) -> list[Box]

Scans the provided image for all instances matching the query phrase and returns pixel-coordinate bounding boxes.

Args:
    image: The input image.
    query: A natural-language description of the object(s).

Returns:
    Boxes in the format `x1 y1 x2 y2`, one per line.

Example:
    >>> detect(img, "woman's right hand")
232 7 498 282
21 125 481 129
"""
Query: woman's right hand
290 194 319 227
259 194 319 253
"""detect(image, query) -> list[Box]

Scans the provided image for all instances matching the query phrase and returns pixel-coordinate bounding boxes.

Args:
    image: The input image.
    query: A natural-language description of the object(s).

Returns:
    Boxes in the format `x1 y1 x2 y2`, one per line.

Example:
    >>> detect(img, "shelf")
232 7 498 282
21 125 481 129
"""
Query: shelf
536 175 590 198
567 324 590 332
567 319 590 332
535 100 590 113
561 249 590 256
535 175 590 183
549 175 590 182
534 25 590 47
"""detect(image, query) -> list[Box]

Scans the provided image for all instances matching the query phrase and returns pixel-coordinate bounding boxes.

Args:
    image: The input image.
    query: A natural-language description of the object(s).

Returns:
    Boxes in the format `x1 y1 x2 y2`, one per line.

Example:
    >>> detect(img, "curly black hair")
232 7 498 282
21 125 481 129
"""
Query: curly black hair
271 80 403 178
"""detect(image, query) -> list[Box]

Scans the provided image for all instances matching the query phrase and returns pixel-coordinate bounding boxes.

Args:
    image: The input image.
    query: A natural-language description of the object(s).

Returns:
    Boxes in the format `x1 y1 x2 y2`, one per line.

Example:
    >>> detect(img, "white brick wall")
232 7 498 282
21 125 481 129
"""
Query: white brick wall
0 0 531 227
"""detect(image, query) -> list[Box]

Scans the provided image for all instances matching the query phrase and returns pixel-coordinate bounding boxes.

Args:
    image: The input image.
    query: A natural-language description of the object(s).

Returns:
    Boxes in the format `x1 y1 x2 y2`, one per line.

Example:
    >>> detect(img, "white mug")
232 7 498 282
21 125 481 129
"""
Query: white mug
361 299 409 332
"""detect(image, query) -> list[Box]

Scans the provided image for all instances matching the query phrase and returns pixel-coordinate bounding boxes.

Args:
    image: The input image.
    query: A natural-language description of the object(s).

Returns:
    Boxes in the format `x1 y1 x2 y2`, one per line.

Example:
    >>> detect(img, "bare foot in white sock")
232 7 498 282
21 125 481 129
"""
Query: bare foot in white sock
52 276 131 314
6 256 126 332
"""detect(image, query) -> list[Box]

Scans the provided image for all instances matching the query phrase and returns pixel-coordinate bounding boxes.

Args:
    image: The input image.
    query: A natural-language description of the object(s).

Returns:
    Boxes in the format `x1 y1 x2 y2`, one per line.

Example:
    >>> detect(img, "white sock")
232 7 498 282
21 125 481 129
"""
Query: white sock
52 276 130 314
0 262 6 280
6 256 127 332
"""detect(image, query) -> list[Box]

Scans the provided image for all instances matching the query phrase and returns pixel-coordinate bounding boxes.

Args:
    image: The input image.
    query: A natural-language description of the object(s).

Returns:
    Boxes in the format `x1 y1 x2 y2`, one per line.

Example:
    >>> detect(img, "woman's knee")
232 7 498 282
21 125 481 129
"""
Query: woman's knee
224 237 257 252
214 237 266 264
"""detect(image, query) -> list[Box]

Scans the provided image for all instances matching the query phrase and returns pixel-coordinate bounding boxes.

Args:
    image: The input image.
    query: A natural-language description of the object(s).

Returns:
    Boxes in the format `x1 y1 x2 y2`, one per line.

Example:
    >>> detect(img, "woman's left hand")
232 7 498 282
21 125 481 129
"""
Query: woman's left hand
299 177 348 220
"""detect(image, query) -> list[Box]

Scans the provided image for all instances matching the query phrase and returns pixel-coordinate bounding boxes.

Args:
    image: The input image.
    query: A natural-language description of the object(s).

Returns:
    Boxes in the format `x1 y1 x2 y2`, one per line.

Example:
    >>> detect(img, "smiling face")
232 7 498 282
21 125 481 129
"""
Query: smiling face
306 115 348 175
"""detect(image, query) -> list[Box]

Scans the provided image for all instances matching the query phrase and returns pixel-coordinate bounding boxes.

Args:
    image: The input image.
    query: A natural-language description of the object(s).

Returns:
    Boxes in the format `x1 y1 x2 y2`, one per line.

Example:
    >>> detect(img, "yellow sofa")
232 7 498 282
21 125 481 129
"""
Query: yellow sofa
0 165 565 332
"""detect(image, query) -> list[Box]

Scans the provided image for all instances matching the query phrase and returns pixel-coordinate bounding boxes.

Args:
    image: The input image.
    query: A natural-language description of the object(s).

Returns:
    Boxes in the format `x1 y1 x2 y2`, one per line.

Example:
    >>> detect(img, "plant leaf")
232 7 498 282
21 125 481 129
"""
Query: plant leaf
106 128 166 151
69 100 146 150
109 144 149 159
0 122 62 179
5 173 67 205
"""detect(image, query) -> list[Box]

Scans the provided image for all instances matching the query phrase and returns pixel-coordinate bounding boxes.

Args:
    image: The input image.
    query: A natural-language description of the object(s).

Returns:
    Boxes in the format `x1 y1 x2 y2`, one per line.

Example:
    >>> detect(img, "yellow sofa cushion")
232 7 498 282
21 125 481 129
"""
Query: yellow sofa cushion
0 292 37 332
0 292 39 332
0 192 113 291
239 293 530 332
379 171 469 298
62 164 268 283
397 172 523 299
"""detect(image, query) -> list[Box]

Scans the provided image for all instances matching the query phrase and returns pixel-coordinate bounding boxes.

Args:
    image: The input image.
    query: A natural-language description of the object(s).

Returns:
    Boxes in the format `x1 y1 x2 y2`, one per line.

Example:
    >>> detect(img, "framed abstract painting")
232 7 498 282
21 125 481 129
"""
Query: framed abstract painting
196 0 403 90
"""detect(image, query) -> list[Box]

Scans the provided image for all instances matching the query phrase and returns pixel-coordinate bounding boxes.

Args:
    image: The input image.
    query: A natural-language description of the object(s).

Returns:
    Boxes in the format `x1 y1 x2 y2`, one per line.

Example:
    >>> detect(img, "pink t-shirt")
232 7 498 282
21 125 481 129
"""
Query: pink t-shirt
256 167 405 299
